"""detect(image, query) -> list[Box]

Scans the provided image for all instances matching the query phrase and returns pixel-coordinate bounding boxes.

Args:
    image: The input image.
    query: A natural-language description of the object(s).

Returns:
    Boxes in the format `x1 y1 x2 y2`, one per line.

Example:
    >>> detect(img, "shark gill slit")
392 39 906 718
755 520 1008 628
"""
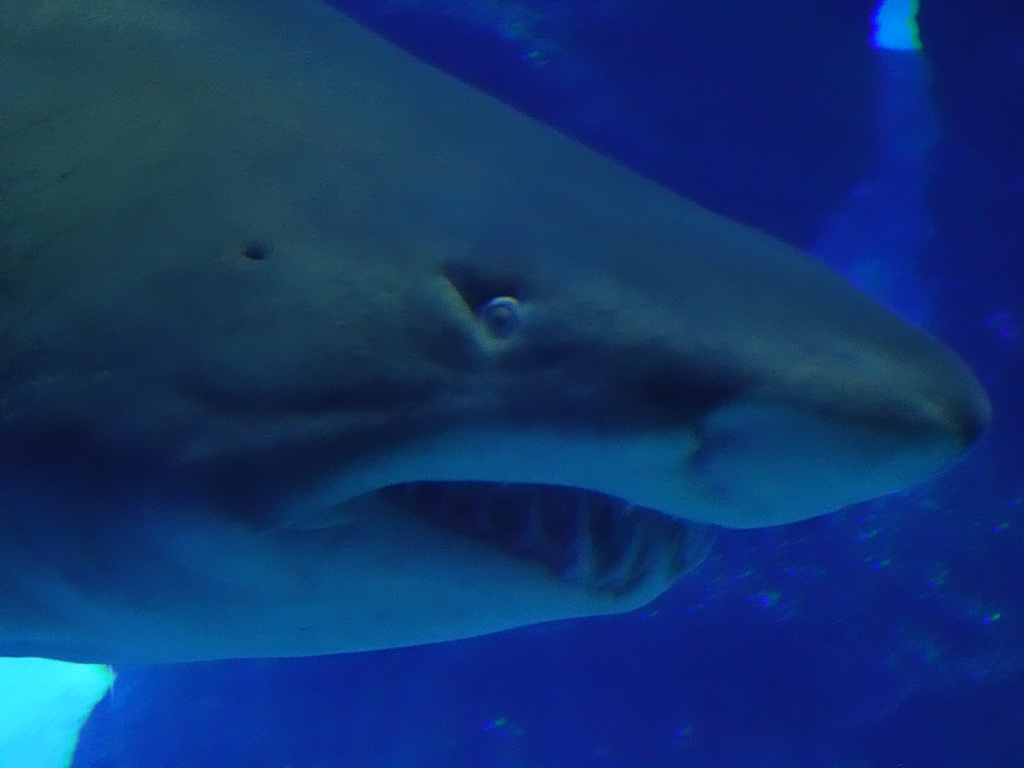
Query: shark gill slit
379 482 711 596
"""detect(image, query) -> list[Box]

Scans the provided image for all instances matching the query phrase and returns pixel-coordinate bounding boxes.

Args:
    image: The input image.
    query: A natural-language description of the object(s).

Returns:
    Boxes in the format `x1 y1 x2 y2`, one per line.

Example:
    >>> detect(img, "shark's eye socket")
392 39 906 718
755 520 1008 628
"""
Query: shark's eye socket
478 296 521 338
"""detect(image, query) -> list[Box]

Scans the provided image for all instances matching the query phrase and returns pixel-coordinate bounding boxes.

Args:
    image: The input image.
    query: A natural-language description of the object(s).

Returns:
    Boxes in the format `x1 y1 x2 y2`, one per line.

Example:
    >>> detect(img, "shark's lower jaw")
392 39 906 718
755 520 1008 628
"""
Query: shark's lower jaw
379 482 712 598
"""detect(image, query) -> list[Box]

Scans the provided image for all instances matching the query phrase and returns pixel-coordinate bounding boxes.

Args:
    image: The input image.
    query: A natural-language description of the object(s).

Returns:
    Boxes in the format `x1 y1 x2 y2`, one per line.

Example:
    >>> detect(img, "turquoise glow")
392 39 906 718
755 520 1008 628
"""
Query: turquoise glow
0 658 114 767
872 0 922 51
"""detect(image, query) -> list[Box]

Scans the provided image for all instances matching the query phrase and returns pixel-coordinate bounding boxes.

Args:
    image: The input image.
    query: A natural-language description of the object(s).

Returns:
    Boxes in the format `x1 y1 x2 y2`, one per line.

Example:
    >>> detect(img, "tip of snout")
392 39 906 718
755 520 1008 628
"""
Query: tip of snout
895 385 987 501
916 351 991 466
950 376 992 451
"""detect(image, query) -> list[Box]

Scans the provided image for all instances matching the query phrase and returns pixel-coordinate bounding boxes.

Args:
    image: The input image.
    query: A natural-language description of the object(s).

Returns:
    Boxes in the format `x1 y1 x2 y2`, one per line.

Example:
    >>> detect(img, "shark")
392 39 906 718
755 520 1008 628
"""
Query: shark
0 0 990 664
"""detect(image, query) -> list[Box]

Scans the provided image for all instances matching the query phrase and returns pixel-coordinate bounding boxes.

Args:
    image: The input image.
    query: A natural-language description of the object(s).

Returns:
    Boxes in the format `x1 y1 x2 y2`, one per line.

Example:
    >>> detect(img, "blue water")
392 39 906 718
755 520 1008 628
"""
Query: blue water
9 0 1023 765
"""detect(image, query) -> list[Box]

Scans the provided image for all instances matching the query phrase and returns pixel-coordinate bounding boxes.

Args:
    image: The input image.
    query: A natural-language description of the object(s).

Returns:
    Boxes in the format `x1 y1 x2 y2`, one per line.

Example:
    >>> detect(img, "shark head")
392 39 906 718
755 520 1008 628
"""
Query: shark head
0 0 989 662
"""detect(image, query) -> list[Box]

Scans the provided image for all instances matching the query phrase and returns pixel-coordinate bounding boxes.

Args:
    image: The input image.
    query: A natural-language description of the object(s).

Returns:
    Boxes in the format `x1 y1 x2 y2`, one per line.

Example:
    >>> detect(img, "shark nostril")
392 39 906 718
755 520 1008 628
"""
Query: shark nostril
240 240 269 261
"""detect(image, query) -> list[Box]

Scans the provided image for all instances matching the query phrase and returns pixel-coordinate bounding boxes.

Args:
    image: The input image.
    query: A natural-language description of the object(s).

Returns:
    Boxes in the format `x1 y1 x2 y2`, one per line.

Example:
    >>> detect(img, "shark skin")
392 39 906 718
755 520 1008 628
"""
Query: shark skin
0 0 989 663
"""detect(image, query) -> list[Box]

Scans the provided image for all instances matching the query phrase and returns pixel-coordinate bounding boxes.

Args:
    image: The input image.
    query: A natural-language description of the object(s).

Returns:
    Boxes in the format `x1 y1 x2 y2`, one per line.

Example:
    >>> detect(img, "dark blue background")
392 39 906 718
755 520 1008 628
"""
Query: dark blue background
75 1 1024 765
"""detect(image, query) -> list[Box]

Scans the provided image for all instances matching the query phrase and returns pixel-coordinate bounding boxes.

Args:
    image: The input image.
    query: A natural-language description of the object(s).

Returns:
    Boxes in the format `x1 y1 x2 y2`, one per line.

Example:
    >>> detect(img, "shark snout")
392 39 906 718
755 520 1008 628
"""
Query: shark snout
931 369 991 452
890 335 992 458
894 356 991 475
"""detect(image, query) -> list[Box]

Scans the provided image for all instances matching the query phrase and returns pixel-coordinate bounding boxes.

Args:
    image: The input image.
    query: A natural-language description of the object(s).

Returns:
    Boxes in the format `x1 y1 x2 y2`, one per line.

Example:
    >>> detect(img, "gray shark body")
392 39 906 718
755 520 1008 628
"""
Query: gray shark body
0 0 989 663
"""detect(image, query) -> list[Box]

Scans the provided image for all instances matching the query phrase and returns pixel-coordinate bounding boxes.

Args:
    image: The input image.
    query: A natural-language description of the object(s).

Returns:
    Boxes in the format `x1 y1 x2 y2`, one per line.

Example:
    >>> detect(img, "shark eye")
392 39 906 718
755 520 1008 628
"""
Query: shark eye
477 296 521 338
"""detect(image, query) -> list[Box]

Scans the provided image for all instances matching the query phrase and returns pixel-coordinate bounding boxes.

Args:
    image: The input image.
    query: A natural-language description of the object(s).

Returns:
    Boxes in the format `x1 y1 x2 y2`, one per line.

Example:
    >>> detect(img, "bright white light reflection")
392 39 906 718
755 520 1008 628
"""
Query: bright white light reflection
0 657 114 768
872 0 922 51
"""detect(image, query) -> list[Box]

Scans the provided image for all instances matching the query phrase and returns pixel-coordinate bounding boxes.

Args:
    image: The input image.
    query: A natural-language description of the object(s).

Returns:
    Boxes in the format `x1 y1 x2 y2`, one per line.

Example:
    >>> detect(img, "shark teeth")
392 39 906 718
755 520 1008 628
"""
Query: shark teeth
383 481 708 597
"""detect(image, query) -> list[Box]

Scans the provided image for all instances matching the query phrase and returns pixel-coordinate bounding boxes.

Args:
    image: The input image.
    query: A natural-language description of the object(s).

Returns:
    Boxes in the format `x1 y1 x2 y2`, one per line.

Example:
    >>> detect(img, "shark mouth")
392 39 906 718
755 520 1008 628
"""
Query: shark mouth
380 482 712 597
